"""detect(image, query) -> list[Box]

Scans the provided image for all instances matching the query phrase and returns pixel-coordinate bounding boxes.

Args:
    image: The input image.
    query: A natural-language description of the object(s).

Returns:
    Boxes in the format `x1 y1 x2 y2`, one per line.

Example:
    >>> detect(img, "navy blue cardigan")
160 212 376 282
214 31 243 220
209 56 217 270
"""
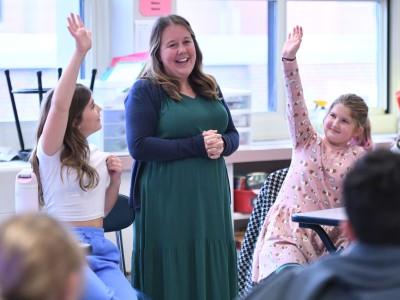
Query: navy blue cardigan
124 79 240 209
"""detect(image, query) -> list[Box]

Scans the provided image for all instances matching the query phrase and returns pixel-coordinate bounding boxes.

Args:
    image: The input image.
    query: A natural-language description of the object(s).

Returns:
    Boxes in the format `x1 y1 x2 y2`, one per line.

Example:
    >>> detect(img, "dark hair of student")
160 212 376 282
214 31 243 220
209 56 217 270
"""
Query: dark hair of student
343 149 400 245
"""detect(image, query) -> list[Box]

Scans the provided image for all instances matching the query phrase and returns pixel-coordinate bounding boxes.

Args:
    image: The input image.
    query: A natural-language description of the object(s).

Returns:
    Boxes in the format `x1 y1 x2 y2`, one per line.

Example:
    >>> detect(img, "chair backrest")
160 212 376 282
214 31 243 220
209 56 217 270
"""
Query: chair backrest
103 194 134 276
104 194 134 232
89 69 97 92
4 70 25 152
53 67 97 92
237 167 289 298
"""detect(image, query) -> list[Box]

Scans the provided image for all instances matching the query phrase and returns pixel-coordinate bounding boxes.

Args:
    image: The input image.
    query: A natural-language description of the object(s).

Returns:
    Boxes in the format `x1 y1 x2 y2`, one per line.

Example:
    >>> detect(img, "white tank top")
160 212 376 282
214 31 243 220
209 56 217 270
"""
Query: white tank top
36 137 109 222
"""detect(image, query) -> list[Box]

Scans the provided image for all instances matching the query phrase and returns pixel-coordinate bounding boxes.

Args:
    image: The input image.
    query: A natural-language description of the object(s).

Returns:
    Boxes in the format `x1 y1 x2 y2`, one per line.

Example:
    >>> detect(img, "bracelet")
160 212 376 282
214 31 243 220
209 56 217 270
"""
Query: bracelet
282 56 296 62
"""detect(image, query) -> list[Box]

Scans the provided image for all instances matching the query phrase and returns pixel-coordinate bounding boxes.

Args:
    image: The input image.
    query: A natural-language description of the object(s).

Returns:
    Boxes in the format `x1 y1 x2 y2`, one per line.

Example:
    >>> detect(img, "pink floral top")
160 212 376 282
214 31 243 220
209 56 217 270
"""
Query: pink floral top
252 61 366 282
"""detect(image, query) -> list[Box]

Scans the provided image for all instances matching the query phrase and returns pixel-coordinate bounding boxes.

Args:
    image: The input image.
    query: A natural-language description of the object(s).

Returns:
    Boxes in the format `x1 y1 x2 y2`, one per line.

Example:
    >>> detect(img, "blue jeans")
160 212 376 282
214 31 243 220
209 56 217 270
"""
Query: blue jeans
70 227 139 300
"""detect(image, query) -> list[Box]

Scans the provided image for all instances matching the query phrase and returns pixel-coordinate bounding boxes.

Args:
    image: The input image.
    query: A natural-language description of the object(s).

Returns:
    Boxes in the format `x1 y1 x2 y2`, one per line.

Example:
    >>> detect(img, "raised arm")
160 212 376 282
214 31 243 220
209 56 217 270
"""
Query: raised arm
282 26 317 149
41 13 92 156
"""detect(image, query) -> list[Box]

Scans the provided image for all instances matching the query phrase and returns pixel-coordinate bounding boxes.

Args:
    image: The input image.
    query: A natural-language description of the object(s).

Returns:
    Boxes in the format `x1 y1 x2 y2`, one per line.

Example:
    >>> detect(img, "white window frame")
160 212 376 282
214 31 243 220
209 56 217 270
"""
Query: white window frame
58 0 400 143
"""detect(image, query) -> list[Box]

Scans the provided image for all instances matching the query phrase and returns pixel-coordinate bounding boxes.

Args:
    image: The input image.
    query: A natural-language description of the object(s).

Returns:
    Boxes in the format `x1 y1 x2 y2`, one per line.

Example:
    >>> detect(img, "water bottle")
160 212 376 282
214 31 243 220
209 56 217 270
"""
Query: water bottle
15 168 39 213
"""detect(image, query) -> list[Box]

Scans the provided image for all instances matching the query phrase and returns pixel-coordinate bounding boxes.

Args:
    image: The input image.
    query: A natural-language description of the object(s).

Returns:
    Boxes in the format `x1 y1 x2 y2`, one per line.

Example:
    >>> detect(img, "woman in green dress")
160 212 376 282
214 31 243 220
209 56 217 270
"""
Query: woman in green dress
125 14 239 300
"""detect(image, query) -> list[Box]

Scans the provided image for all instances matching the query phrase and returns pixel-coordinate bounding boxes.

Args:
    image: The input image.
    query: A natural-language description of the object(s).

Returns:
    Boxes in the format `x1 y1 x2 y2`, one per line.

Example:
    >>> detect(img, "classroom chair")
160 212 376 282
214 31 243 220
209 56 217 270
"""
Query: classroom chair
103 194 135 276
3 68 97 160
237 167 289 298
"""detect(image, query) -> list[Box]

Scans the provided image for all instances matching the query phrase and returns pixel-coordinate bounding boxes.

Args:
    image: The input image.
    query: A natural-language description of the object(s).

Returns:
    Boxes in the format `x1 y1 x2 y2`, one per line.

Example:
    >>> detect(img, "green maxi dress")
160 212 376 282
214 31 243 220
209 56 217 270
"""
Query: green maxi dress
132 94 238 300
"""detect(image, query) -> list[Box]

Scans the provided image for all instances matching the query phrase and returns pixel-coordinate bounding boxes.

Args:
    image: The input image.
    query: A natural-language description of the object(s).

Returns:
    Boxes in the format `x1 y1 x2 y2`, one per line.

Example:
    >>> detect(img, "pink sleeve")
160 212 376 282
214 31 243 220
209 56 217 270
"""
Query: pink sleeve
283 61 317 149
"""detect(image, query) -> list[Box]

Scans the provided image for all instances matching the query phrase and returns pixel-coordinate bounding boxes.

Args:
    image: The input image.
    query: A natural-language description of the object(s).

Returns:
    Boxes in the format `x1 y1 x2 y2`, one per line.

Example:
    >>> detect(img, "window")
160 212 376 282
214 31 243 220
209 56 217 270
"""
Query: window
0 0 396 150
177 0 272 113
176 0 392 141
286 0 386 111
0 0 79 122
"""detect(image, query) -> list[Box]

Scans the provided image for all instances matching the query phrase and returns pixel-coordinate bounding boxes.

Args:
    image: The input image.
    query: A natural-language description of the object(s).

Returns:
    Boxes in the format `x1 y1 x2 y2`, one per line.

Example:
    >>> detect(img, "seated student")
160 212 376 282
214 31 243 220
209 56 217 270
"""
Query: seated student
29 13 140 300
0 213 84 300
252 25 372 283
243 148 400 300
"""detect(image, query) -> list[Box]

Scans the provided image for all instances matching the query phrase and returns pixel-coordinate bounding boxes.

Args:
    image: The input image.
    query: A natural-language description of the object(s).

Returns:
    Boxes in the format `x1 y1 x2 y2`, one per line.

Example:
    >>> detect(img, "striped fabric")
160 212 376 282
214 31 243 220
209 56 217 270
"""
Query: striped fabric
237 167 289 298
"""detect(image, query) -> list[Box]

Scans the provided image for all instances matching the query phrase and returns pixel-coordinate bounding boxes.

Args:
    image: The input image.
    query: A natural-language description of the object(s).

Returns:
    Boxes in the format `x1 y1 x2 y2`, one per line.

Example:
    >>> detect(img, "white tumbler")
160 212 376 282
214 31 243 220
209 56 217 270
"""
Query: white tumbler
15 168 39 213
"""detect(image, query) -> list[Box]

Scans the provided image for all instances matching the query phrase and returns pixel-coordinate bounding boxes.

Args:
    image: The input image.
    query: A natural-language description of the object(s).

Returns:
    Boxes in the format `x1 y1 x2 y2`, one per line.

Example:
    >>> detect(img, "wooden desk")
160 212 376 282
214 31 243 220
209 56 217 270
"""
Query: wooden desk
292 207 347 253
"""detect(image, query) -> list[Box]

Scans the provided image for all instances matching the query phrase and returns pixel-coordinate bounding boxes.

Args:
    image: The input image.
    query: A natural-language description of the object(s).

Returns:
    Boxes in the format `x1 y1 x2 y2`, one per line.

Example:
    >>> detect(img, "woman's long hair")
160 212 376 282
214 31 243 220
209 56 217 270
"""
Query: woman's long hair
30 84 99 206
142 14 220 101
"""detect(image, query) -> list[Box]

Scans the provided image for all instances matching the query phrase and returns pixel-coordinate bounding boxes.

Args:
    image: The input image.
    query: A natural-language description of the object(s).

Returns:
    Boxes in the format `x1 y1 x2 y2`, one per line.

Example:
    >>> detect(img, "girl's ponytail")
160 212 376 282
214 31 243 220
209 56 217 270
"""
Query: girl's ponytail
352 118 373 150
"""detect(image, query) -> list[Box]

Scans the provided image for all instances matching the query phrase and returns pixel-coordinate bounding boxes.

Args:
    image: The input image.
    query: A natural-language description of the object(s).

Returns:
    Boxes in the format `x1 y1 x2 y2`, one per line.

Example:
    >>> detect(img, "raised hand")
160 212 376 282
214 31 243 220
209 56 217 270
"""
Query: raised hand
67 13 92 54
40 13 92 156
282 25 303 60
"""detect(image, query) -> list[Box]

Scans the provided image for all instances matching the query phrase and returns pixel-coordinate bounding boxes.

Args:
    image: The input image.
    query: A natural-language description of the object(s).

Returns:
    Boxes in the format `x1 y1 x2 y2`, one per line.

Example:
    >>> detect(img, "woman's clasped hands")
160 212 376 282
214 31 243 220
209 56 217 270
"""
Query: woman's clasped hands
203 130 224 159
